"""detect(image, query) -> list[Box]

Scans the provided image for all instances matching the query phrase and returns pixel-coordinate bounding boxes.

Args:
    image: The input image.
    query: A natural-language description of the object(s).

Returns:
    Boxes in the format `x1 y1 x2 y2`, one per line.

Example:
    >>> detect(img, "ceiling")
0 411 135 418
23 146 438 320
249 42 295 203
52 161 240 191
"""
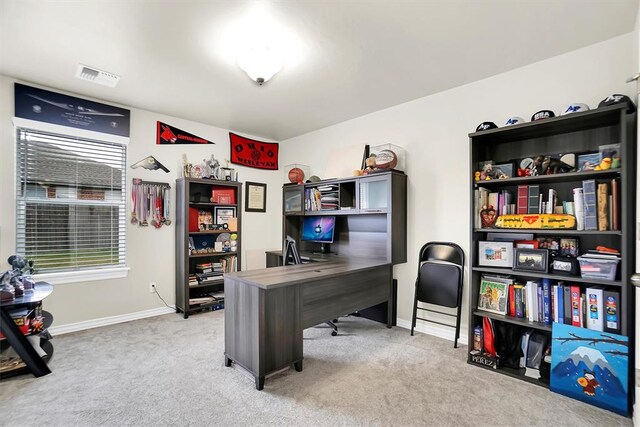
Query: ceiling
0 1 637 141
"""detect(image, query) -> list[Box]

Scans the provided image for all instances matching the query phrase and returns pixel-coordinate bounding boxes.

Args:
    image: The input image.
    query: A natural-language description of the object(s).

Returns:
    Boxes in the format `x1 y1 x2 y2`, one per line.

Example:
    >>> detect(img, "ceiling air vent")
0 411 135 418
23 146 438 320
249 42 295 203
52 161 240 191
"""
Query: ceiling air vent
75 64 120 88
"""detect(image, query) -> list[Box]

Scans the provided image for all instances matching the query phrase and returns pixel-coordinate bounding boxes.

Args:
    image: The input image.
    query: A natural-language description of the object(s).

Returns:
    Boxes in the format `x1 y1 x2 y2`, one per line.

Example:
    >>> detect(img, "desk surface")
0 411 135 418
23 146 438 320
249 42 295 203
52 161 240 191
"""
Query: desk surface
226 259 390 290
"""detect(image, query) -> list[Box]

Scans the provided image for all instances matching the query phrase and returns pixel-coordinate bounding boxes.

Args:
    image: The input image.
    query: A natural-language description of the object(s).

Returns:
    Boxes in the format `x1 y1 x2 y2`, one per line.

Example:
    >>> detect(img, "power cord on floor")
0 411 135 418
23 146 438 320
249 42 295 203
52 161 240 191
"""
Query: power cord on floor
152 284 175 310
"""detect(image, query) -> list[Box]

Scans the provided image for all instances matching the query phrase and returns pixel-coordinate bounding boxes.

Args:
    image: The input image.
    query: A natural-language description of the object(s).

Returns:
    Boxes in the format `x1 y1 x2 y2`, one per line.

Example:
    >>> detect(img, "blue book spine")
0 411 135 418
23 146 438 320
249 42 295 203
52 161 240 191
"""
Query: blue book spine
557 285 564 324
542 279 551 325
537 286 543 322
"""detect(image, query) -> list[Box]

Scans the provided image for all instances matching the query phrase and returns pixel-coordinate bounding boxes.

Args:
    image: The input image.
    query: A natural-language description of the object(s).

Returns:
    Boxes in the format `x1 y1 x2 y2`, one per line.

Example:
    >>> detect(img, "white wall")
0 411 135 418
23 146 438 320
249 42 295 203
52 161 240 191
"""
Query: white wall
0 75 283 327
280 33 636 341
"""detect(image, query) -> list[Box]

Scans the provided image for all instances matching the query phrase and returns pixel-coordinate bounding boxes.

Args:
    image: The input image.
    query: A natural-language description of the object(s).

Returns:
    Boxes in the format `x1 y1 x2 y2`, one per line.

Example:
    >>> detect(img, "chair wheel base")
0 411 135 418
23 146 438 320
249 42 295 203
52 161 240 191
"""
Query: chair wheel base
331 331 337 336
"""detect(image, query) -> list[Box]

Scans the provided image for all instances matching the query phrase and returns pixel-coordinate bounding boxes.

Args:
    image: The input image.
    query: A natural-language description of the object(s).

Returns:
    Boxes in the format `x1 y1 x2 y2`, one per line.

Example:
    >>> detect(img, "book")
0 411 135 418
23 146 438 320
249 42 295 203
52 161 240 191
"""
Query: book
597 183 608 231
570 286 581 326
546 189 557 214
563 285 572 324
573 188 584 231
517 185 528 214
582 179 597 230
586 286 604 331
542 279 551 325
528 185 540 214
611 178 620 230
603 289 621 333
514 285 525 318
537 285 543 323
508 284 516 317
557 283 564 324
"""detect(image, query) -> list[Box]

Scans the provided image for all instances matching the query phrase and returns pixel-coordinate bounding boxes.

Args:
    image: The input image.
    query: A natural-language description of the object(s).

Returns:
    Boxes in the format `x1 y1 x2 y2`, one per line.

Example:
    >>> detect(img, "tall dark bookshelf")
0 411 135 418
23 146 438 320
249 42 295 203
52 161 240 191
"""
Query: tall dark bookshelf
467 104 636 393
175 178 242 318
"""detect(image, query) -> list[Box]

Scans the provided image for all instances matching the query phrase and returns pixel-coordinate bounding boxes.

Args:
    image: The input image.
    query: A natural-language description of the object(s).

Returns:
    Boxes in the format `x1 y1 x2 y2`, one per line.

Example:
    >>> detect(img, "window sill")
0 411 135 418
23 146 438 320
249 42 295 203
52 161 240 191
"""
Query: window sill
34 267 130 285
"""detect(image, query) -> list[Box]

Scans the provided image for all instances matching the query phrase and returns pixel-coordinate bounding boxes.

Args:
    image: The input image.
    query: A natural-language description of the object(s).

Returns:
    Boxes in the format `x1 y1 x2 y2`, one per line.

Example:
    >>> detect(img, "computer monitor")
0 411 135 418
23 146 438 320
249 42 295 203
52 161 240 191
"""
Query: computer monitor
301 216 336 253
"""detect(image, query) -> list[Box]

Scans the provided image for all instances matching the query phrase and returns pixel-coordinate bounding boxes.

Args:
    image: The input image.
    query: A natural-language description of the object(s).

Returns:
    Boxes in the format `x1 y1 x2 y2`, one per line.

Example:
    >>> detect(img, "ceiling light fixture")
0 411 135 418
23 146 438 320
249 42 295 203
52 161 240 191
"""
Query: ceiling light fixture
236 45 282 85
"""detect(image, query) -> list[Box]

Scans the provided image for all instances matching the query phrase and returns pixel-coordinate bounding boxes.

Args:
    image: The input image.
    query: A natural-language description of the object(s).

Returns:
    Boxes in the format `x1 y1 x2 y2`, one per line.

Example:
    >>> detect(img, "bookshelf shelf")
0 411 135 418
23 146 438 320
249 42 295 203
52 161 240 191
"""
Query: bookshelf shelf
472 310 552 332
468 103 635 393
471 267 623 287
473 228 622 236
474 169 620 187
176 178 241 319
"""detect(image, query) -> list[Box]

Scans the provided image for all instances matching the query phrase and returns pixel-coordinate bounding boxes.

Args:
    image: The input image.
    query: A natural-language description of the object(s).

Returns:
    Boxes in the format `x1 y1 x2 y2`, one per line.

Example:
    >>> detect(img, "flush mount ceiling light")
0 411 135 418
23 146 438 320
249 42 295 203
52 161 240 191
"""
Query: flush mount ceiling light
236 45 282 85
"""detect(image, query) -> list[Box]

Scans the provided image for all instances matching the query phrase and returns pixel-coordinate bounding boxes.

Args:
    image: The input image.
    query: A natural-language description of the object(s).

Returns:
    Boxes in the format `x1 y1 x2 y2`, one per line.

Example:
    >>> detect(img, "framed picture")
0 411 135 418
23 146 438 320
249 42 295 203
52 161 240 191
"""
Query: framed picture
559 238 579 257
493 162 514 179
536 237 560 252
577 152 601 172
477 276 510 315
514 248 549 272
245 181 267 213
478 241 513 267
214 207 236 225
514 240 539 249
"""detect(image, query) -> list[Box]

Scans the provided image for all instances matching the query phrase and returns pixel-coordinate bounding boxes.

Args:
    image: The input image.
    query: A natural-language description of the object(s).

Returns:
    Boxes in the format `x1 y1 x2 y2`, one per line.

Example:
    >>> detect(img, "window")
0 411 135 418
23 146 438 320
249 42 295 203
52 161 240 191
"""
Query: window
16 128 126 275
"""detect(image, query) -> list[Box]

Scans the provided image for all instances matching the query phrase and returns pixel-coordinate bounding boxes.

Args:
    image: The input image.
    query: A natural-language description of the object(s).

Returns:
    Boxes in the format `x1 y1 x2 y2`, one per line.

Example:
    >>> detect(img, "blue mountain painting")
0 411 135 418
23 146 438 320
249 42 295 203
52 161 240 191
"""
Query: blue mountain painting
550 324 628 416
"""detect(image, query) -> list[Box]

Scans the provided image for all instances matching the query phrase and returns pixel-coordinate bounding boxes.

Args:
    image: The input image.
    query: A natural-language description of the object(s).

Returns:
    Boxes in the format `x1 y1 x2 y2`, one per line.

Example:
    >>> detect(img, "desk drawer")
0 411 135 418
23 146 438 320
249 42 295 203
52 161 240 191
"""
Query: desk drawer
301 265 391 328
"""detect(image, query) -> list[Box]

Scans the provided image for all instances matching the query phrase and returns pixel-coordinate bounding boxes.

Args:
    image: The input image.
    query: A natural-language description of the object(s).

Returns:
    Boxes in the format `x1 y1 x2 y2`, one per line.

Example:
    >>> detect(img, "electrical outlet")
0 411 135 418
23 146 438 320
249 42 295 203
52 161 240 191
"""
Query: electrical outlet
150 282 156 293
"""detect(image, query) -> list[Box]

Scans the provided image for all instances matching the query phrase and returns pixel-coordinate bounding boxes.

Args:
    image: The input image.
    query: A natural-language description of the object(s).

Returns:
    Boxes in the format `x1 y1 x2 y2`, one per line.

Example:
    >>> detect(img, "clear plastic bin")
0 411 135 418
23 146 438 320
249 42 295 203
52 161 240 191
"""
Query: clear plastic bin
577 256 619 280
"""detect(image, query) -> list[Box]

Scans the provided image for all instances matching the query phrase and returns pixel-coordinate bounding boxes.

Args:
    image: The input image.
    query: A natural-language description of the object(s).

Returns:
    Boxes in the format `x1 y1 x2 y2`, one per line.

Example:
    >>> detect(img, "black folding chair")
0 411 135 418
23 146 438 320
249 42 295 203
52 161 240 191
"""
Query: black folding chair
411 242 465 348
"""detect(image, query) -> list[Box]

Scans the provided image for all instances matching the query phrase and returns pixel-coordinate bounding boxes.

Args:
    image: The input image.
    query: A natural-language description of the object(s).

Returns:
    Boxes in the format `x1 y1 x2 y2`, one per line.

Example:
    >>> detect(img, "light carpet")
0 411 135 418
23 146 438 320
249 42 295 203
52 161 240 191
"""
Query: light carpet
0 311 632 426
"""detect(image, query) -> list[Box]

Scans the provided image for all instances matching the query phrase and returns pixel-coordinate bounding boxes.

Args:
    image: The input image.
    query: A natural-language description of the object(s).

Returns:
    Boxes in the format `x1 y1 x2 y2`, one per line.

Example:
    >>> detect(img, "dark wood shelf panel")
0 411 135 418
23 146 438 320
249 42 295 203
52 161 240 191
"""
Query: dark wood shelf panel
467 357 549 388
189 252 237 258
189 230 238 235
473 228 622 236
188 281 224 289
188 202 238 208
472 266 622 286
468 104 625 142
472 310 552 332
474 169 620 187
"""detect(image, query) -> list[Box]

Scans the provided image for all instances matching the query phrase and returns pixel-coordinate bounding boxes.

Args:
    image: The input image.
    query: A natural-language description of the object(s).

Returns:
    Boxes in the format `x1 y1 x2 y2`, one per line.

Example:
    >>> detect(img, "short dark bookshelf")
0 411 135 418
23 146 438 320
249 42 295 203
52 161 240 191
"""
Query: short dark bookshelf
175 178 242 318
467 104 636 394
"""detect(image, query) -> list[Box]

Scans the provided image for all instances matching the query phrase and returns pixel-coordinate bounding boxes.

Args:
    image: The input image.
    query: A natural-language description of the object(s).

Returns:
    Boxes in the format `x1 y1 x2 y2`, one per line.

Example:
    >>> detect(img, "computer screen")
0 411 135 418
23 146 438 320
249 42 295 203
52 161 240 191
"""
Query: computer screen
301 216 336 243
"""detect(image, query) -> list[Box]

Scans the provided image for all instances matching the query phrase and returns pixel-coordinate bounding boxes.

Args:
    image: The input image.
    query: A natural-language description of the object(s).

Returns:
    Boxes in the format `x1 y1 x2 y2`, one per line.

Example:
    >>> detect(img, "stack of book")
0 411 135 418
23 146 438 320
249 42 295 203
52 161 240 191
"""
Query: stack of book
306 184 339 211
196 271 224 285
188 274 199 287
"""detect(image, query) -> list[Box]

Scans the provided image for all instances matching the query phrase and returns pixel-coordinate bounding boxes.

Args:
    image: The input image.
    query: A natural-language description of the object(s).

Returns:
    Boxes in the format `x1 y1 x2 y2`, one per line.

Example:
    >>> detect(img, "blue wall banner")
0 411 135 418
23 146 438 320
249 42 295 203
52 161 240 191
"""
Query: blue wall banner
14 83 130 137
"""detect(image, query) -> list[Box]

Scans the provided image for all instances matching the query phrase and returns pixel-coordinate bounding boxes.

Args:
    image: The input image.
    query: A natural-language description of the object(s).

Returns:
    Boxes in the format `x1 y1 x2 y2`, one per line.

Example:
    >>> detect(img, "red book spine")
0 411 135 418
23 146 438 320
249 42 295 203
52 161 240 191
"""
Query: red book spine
517 185 528 214
571 286 581 327
509 285 516 317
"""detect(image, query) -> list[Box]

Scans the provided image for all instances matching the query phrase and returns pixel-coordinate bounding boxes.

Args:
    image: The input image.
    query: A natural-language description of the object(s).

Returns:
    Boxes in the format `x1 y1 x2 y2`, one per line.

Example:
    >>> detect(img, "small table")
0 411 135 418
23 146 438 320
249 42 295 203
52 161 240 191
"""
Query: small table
0 282 53 377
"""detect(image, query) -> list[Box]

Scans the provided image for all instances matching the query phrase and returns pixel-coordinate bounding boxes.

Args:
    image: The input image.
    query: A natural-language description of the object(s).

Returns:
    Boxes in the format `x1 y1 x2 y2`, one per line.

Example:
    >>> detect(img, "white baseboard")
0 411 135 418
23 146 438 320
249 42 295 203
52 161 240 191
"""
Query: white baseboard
49 306 174 336
396 317 468 345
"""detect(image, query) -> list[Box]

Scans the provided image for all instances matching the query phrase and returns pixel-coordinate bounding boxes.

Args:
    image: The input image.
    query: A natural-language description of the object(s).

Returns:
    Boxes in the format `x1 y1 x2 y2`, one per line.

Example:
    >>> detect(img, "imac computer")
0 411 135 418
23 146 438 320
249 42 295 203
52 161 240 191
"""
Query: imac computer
301 216 336 254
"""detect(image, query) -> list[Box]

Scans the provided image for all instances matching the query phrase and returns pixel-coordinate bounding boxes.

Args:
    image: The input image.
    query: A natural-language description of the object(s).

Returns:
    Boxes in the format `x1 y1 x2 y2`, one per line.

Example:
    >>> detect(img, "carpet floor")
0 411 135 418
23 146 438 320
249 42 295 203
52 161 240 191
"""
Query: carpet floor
0 311 632 426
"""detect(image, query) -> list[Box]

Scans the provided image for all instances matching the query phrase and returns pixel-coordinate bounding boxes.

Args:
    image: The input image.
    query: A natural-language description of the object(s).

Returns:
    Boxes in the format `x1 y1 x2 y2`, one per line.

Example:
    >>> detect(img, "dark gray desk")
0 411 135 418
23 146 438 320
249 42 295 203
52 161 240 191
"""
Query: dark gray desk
224 259 393 390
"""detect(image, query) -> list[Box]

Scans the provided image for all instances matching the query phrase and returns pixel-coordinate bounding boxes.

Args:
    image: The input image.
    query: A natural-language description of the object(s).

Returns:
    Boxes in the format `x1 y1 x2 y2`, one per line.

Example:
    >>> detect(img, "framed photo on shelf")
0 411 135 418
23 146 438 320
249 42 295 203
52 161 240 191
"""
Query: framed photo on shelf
477 276 510 315
513 248 548 272
514 240 539 249
478 241 513 267
559 238 579 257
493 162 514 179
214 207 236 225
536 237 560 252
245 181 267 213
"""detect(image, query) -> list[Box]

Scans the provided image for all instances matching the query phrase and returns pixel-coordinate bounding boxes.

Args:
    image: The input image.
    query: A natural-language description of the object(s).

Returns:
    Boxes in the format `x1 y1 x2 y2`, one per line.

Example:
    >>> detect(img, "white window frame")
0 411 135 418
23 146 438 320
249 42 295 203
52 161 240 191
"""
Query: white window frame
13 117 130 285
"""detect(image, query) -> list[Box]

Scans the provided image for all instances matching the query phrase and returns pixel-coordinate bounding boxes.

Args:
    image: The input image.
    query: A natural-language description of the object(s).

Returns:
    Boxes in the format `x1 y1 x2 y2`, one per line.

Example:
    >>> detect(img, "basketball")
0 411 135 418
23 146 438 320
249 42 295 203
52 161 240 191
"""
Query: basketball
288 167 305 183
375 150 398 169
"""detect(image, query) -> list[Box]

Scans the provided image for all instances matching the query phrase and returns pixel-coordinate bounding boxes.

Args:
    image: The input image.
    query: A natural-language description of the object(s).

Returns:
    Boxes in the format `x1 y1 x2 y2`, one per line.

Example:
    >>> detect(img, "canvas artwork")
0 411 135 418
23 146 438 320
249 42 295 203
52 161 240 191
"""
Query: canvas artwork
550 323 628 415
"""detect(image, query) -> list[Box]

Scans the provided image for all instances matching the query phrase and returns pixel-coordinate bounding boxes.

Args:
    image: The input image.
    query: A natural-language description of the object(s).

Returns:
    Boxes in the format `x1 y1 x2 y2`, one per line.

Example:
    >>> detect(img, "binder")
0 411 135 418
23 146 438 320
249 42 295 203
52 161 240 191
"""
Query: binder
528 185 540 214
570 286 581 326
603 290 621 334
557 284 564 324
517 185 528 214
586 286 604 331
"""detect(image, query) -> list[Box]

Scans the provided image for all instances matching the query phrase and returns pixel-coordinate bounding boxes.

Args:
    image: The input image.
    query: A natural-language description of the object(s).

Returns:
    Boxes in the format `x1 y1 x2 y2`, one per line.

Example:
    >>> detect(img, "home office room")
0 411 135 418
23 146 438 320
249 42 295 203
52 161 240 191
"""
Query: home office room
1 1 639 425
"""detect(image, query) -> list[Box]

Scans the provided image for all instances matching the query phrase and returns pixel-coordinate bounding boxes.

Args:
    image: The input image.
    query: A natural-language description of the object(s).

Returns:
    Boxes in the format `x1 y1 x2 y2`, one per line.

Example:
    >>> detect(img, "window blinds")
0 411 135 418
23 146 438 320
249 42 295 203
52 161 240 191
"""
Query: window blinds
16 128 127 273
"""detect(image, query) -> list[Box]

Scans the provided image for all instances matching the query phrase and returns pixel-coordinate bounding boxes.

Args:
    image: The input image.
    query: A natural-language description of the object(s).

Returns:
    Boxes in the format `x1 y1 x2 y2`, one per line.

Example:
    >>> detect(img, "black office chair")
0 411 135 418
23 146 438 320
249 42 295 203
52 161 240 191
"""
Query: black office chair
283 236 338 336
411 242 465 348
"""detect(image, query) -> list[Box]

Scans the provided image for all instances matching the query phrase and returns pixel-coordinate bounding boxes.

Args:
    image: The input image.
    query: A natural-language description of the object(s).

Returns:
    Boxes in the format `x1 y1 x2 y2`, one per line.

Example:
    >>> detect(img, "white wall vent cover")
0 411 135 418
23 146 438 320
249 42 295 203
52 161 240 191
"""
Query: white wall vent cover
75 64 120 87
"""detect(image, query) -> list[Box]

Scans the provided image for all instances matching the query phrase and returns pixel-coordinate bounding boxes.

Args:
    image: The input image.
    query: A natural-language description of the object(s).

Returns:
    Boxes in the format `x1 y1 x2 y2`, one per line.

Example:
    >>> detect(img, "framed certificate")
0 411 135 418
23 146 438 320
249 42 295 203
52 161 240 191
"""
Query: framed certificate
245 182 267 213
214 207 236 225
